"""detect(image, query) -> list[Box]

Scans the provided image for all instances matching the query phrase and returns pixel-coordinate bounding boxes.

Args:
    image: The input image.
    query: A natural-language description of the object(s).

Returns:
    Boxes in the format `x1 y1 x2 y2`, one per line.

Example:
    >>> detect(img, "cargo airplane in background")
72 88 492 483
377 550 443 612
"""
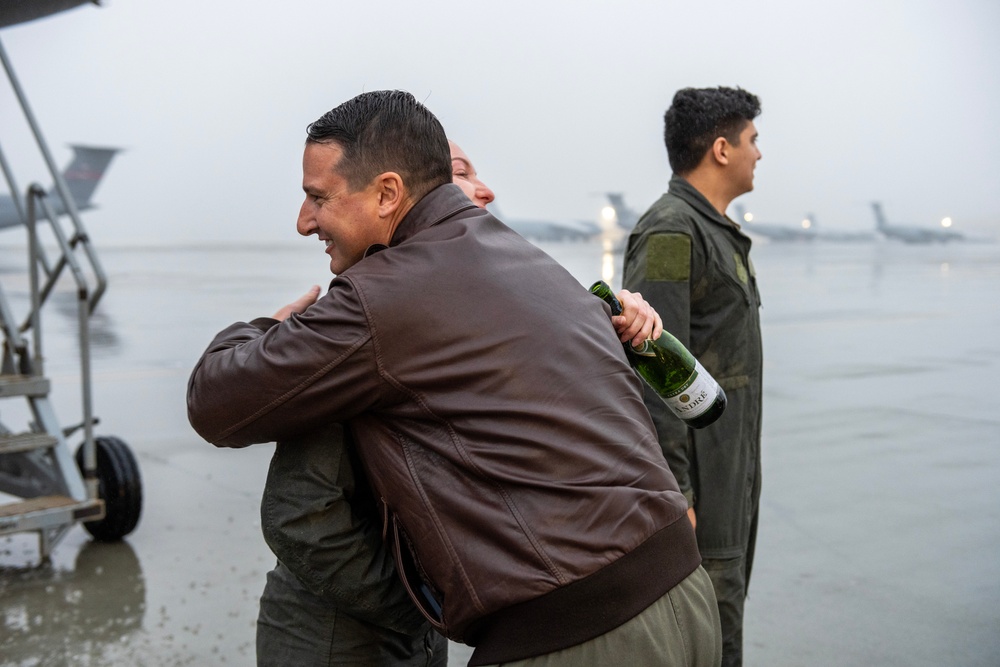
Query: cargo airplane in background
602 194 820 241
602 193 640 231
734 205 877 242
871 201 964 243
0 145 120 231
602 194 876 243
732 204 818 241
603 194 823 241
488 204 601 242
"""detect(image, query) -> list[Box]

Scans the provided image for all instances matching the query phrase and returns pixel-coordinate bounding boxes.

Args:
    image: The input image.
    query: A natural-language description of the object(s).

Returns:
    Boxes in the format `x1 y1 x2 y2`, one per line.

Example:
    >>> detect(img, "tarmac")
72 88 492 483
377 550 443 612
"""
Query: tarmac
1 236 998 666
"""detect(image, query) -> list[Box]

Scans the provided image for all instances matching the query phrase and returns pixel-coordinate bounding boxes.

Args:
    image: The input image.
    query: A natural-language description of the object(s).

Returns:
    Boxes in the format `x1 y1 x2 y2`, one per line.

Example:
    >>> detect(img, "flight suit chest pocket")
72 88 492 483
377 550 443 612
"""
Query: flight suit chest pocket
715 251 754 305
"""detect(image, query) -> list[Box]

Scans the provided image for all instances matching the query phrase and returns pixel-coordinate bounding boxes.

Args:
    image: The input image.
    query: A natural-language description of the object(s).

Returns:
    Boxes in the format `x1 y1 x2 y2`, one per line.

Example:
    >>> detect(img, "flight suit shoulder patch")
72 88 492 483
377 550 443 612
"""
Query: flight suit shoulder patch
645 232 691 282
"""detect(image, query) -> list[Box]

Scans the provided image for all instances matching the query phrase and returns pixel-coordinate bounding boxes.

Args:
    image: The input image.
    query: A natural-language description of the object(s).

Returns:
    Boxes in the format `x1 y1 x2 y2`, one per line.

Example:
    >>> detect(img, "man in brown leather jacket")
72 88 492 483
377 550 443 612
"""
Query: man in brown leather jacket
188 90 722 666
623 87 764 667
252 141 494 667
254 141 664 667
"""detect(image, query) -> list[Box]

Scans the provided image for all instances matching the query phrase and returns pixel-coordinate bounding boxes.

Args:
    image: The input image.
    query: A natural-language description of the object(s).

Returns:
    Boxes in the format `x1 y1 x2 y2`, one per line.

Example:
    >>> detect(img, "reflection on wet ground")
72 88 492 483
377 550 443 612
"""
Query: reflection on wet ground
1 541 144 665
1 239 999 666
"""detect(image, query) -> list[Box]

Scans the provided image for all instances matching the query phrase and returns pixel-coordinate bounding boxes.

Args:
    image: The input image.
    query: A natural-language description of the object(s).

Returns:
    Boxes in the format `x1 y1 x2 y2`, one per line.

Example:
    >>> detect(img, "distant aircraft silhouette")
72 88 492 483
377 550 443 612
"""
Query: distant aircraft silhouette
731 204 818 241
605 193 820 241
488 204 600 241
603 193 641 232
0 145 120 230
871 202 963 243
603 194 876 243
605 193 819 241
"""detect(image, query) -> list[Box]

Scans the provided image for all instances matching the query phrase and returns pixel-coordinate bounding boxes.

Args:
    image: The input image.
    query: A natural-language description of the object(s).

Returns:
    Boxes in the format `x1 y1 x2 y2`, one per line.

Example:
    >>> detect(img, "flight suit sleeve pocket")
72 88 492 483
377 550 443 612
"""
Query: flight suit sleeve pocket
645 233 691 282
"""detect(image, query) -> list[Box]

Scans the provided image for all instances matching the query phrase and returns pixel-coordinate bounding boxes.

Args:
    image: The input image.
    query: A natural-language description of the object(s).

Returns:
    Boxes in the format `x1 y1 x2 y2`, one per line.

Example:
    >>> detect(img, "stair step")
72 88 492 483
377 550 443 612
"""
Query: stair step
0 374 50 398
0 432 59 455
0 495 103 534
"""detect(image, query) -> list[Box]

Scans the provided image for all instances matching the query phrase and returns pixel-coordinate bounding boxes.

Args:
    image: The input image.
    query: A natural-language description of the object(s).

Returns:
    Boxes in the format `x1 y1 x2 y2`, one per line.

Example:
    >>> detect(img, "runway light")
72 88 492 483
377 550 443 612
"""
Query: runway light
601 206 616 222
941 217 953 228
801 218 812 230
744 212 754 223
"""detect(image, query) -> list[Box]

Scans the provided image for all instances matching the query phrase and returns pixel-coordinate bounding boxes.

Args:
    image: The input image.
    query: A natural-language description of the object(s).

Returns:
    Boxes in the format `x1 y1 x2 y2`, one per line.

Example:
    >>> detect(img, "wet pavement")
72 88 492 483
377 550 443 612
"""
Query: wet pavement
1 237 998 666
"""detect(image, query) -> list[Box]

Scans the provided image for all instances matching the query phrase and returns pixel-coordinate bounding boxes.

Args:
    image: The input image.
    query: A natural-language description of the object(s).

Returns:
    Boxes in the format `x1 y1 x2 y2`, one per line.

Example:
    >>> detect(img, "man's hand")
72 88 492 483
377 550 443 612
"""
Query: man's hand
272 285 321 322
613 289 664 348
687 507 697 531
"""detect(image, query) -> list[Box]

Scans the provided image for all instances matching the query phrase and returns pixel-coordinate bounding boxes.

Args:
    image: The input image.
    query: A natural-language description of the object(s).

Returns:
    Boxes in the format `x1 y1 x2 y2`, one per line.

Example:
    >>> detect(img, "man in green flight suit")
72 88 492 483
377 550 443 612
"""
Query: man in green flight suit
622 86 763 667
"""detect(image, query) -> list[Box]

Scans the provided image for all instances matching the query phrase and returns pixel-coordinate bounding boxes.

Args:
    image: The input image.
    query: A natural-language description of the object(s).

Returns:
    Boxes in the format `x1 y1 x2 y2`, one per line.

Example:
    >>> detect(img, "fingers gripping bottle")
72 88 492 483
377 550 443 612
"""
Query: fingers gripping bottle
590 280 727 429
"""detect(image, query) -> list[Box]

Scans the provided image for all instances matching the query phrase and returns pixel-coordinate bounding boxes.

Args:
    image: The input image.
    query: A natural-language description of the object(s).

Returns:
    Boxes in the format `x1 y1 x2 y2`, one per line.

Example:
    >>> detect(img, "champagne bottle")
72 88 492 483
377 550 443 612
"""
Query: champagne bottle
590 280 726 429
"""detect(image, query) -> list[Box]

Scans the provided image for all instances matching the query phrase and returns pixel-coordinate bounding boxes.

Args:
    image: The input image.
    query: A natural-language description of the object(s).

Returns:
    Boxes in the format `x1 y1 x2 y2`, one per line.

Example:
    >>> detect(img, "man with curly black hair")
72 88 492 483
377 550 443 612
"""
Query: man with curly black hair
622 86 763 667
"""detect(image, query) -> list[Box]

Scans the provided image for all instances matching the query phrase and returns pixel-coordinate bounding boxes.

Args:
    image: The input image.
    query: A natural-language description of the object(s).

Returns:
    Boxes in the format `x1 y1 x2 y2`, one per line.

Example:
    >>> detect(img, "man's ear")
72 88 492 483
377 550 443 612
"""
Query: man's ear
711 136 730 166
375 172 406 217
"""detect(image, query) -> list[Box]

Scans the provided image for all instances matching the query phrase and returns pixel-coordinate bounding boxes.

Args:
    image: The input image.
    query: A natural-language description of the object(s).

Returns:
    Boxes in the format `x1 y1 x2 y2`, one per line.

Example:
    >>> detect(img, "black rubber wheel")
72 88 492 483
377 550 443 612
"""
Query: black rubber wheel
74 435 143 541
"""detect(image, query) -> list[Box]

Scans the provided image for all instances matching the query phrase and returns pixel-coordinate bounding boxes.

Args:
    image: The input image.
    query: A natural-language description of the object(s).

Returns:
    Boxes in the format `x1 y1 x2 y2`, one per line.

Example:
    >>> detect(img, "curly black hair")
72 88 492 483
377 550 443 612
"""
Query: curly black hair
664 87 761 175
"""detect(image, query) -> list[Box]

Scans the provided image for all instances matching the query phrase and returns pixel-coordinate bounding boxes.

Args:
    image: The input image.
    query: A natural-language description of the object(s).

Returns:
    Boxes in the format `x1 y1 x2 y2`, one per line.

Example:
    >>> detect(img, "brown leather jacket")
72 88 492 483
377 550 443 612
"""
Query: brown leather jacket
188 184 699 664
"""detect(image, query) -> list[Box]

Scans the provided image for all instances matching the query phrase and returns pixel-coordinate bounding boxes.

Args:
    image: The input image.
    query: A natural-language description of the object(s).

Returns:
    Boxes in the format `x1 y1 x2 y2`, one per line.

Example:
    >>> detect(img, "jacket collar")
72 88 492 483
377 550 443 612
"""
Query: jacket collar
391 183 478 247
667 175 742 232
363 183 477 259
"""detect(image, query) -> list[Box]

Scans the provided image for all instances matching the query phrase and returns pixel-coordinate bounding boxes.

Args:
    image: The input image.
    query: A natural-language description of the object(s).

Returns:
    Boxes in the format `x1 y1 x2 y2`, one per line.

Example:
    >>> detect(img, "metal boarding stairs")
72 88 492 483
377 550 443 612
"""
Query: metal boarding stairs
0 176 107 559
0 36 140 562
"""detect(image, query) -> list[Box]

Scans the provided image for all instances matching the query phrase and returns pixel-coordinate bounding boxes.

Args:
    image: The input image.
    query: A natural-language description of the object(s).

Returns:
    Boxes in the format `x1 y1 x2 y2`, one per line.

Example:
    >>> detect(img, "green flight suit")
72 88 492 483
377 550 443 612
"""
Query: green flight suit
257 423 447 666
622 176 763 667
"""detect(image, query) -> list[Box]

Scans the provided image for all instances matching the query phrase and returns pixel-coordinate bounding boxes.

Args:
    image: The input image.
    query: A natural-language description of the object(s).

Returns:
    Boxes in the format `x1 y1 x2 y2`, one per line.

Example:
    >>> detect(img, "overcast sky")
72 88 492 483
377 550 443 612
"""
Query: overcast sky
1 0 998 245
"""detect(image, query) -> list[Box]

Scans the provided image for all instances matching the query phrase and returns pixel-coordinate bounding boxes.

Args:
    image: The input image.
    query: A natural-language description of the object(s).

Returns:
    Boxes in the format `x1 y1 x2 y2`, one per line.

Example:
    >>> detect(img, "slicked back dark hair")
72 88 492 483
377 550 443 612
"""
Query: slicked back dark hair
664 87 761 175
306 90 452 200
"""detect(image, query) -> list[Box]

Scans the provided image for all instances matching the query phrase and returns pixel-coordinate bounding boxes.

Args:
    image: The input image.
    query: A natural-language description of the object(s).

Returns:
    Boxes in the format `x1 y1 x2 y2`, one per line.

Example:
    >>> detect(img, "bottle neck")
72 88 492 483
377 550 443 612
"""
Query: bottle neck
629 339 657 357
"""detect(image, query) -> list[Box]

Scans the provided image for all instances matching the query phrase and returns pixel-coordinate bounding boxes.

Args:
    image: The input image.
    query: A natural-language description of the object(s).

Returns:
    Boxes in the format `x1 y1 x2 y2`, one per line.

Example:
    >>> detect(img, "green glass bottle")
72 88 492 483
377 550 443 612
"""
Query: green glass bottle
590 280 726 429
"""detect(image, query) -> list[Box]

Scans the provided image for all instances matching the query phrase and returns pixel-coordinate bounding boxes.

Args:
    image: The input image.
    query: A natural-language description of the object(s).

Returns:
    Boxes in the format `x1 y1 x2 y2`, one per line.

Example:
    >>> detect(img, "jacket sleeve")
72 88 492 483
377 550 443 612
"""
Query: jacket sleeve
622 223 701 507
186 280 381 448
260 423 427 635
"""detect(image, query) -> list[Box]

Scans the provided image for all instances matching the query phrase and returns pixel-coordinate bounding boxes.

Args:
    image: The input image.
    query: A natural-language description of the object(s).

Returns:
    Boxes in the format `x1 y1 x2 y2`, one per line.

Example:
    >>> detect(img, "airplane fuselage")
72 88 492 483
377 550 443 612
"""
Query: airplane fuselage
741 222 816 241
871 202 963 243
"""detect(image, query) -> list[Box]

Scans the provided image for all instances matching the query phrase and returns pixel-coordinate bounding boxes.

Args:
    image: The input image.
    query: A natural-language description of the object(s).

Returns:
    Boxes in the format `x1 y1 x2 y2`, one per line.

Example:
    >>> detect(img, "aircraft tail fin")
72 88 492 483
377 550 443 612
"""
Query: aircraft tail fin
871 202 888 232
605 193 638 230
56 145 122 211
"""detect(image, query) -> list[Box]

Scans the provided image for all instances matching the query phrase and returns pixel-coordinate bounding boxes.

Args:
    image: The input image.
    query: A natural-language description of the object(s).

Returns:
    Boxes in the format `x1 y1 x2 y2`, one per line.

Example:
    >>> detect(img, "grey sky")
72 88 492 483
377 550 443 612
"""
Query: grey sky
2 0 998 245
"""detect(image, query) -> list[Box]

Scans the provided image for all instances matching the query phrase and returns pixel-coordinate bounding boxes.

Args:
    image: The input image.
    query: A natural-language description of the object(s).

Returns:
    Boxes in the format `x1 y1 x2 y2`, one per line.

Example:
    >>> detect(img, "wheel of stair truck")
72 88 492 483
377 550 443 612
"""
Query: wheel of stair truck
73 435 143 541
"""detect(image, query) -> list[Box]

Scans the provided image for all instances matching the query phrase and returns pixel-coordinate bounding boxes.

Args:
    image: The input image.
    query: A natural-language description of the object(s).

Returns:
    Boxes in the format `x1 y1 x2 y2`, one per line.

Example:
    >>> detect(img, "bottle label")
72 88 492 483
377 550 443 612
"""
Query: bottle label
661 360 720 419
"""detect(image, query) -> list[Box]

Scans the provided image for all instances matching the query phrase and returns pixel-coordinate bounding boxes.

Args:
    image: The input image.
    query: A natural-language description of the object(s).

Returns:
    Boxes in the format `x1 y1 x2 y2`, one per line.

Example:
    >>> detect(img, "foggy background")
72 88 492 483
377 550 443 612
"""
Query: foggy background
1 0 998 246
3 4 1000 665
